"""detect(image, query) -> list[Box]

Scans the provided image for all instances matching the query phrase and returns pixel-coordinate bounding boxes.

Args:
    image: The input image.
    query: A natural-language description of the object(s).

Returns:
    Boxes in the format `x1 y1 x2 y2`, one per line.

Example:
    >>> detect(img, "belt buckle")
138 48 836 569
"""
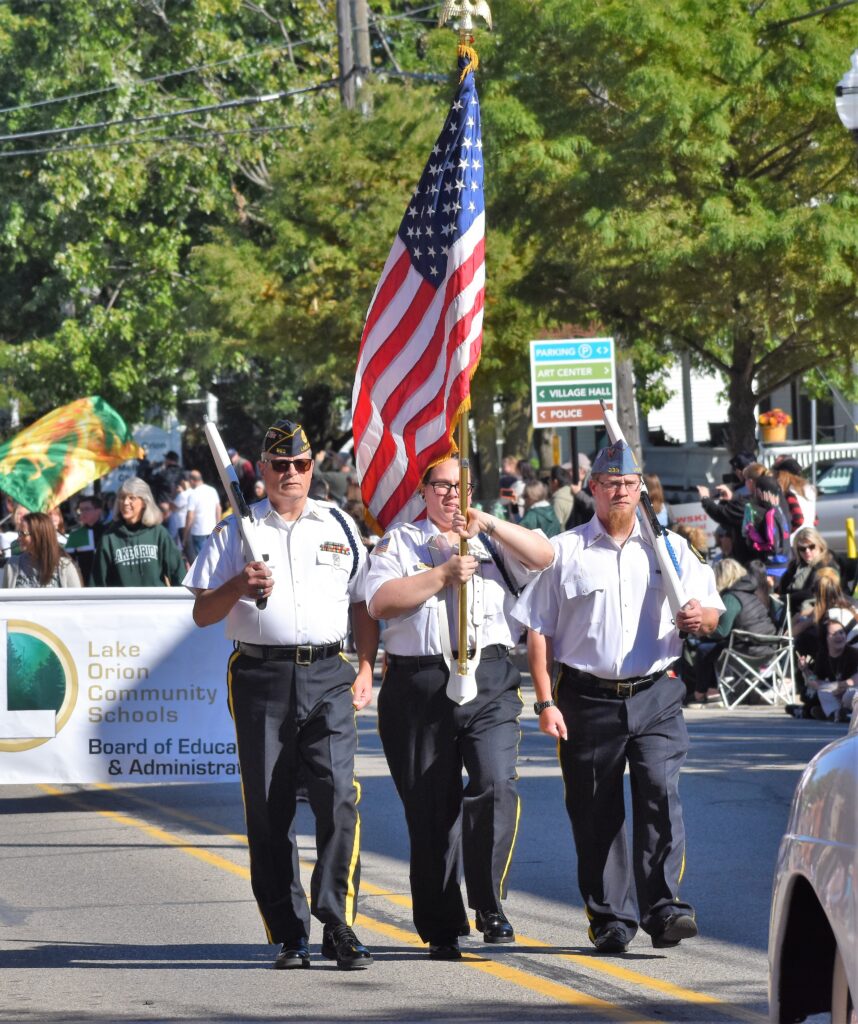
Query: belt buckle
616 681 634 698
296 645 314 666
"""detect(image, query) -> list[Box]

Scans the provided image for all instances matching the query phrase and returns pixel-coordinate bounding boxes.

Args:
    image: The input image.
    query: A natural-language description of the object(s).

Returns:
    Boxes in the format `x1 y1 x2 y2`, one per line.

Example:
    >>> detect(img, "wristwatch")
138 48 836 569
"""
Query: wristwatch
533 699 555 714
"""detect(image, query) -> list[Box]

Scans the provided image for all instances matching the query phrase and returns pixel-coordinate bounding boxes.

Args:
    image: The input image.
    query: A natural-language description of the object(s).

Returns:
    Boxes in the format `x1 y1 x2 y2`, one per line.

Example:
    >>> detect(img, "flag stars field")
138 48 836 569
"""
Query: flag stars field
352 51 486 532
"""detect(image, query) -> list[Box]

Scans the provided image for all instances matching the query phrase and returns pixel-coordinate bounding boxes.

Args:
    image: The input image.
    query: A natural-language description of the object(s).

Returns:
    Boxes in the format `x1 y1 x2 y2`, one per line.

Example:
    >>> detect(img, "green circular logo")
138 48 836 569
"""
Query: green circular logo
0 621 78 753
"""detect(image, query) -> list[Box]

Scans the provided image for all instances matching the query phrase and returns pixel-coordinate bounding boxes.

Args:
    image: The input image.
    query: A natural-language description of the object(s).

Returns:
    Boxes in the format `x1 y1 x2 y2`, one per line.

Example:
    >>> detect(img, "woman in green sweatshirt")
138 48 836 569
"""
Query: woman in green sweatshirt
91 477 185 587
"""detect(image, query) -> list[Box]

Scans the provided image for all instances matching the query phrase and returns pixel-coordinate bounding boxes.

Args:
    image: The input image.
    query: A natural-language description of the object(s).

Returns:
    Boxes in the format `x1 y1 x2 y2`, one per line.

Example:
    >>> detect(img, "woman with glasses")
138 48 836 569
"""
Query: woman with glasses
366 456 554 960
2 512 82 588
778 527 838 609
91 477 185 587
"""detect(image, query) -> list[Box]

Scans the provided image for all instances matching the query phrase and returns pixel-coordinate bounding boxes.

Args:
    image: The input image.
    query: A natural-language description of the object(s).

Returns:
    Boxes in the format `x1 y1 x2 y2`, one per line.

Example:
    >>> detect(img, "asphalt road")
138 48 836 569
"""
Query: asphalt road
0 674 845 1024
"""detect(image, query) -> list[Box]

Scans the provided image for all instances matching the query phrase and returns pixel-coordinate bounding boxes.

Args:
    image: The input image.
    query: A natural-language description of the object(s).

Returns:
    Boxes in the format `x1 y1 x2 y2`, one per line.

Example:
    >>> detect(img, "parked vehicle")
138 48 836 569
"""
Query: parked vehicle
815 459 858 556
768 713 857 1023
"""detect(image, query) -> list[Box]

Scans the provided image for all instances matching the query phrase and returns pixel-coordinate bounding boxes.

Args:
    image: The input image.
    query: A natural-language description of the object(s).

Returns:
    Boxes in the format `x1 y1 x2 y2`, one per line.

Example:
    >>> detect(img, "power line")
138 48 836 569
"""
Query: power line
0 36 327 118
0 121 305 159
0 4 442 121
0 78 339 146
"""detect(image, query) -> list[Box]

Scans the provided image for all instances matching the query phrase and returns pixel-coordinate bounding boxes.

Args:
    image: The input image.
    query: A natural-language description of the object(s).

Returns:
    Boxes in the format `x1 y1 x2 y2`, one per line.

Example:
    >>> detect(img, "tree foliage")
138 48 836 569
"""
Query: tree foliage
487 0 858 451
3 0 857 461
0 0 339 426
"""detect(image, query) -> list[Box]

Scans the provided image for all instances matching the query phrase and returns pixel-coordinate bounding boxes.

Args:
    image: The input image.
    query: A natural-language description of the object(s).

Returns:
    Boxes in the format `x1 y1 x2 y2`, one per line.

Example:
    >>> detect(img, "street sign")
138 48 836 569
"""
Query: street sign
530 338 616 427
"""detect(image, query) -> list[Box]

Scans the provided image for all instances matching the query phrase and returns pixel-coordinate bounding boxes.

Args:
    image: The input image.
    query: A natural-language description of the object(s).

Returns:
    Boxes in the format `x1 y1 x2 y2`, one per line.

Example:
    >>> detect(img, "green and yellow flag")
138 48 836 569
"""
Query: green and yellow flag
0 397 143 513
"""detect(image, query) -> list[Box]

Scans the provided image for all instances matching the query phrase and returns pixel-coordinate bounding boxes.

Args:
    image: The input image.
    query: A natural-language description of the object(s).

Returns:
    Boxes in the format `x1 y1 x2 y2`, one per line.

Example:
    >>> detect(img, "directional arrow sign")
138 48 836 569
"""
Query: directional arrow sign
530 338 616 428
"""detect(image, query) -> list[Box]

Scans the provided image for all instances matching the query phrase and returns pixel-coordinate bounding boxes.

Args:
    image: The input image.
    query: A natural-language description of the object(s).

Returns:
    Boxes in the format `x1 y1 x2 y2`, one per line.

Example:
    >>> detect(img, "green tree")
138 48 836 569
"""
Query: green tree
0 0 338 426
488 0 858 452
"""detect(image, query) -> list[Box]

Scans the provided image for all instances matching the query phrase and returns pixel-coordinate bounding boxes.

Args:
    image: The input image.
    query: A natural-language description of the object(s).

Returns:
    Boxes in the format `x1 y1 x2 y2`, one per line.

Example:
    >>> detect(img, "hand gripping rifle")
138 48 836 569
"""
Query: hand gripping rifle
599 401 688 619
204 422 269 611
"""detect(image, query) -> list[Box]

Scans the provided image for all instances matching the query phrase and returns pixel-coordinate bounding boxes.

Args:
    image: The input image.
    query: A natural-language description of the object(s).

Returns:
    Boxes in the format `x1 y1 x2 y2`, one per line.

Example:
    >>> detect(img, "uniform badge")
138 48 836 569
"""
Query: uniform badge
320 541 351 556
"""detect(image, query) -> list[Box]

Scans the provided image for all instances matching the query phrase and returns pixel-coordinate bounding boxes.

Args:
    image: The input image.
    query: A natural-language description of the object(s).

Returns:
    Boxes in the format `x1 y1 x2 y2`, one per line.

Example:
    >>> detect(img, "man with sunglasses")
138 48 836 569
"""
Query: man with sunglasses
185 418 378 972
366 456 554 960
513 440 723 956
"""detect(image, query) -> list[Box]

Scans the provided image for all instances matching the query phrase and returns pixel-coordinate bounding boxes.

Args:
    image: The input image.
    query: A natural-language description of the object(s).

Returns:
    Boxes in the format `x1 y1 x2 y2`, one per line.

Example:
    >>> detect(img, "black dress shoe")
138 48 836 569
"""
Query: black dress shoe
591 925 629 954
274 937 310 969
321 923 373 970
475 909 515 944
651 912 698 949
428 941 462 961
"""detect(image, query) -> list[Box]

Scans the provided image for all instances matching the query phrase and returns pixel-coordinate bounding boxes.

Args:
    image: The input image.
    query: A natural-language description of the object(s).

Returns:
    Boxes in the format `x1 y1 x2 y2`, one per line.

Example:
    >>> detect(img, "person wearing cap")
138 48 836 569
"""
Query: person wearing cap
772 456 816 535
696 461 768 566
728 450 756 498
513 440 723 955
184 418 378 972
365 456 554 960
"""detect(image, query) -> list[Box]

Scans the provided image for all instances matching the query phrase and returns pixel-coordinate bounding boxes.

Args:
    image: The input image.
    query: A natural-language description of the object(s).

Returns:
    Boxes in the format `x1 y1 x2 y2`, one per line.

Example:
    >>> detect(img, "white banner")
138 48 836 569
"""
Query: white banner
670 502 721 551
0 589 238 783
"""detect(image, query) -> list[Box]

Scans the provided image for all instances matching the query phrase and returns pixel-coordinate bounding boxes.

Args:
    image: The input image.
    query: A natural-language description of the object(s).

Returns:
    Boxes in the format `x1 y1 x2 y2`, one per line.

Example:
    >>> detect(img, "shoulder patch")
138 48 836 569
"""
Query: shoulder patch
373 536 391 556
213 518 231 536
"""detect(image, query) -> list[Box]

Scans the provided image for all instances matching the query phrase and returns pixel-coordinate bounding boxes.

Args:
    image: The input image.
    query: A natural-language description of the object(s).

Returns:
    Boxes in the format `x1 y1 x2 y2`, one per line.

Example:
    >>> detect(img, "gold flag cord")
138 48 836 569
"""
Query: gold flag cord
457 42 479 81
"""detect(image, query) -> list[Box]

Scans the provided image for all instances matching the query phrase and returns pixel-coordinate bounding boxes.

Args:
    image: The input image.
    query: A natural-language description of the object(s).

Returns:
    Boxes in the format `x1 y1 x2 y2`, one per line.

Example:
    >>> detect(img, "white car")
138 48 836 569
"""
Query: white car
769 713 857 1022
814 459 858 557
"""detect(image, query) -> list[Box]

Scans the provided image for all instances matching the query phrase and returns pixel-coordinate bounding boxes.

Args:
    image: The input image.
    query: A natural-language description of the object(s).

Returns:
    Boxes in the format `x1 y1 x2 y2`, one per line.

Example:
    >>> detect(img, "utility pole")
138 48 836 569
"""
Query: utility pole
336 0 356 109
351 0 372 114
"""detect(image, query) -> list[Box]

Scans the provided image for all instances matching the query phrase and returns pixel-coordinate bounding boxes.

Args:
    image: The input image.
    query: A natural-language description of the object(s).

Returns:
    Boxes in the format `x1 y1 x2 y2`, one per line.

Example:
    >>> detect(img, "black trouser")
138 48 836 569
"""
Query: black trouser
556 668 693 942
378 650 522 943
226 650 362 944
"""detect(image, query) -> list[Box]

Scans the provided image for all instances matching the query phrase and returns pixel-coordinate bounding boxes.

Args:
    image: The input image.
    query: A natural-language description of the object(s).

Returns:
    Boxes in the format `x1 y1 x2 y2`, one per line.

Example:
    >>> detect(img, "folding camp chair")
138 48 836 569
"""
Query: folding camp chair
716 597 796 709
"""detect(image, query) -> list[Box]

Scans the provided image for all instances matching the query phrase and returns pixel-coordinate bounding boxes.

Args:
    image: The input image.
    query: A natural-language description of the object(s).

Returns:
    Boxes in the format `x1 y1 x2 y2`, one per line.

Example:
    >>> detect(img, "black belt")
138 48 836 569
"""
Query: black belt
560 663 676 699
387 643 509 670
236 641 343 664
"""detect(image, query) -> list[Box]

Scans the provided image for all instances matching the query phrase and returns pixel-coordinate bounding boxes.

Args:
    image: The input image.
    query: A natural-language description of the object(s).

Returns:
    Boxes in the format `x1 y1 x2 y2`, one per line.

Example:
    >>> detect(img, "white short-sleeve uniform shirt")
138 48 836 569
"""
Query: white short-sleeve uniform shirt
365 519 538 657
512 515 724 679
183 498 367 645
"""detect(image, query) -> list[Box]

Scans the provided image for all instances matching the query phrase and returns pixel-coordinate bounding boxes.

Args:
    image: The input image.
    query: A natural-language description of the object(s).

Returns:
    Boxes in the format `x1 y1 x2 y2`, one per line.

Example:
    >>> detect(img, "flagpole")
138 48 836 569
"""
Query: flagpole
458 412 470 676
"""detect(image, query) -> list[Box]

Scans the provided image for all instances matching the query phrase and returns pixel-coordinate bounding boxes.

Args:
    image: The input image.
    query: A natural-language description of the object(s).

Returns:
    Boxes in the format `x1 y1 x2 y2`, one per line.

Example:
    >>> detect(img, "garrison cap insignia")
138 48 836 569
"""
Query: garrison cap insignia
592 439 641 476
262 418 311 458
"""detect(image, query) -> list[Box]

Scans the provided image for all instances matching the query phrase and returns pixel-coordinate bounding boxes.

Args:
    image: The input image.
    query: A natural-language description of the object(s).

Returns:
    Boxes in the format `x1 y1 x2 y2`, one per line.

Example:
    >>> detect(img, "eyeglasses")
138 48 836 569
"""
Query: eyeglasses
264 457 313 474
18 531 30 538
595 475 642 492
426 480 473 496
797 544 816 553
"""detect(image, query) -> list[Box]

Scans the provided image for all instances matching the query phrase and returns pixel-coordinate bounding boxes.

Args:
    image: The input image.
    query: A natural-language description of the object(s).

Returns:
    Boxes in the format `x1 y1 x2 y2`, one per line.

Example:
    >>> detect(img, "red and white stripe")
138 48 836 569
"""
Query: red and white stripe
352 212 485 533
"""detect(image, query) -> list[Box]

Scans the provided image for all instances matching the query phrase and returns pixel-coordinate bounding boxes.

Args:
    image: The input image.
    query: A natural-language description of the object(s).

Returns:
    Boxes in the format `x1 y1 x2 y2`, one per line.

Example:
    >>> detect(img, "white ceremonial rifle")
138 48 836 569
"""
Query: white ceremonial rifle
204 421 269 611
599 401 688 619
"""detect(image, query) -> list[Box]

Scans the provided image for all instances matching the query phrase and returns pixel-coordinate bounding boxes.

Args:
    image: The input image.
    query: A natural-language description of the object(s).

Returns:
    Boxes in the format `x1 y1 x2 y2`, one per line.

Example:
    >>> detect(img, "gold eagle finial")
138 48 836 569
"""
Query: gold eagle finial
438 0 493 33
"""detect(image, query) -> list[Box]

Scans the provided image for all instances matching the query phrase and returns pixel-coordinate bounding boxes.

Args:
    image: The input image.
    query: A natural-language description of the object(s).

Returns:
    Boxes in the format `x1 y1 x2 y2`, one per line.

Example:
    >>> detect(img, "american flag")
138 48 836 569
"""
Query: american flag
352 55 485 533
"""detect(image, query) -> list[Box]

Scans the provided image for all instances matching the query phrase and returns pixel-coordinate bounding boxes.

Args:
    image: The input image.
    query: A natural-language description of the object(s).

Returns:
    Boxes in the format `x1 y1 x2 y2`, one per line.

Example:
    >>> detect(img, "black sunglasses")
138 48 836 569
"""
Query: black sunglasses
265 458 313 474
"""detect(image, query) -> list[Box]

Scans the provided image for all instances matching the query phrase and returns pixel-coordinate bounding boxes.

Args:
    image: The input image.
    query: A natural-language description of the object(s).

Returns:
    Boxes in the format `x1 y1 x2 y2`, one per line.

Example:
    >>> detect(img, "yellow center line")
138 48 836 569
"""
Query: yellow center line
38 784 655 1023
38 784 250 880
353 914 659 1024
62 784 765 1024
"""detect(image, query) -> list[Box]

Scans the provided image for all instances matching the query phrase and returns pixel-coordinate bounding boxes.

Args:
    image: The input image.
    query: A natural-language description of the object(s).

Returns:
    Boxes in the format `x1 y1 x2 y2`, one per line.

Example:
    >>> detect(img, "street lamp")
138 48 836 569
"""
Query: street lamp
835 50 858 142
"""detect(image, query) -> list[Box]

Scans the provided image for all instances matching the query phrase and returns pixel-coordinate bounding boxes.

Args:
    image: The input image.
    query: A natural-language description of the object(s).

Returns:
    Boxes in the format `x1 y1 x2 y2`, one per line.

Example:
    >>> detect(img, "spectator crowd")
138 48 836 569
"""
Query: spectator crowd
1 433 854 724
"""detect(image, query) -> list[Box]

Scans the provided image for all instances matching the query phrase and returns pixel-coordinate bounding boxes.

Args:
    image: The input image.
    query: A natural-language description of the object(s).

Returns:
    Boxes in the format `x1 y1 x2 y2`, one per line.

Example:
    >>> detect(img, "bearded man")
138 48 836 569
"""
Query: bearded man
512 440 723 956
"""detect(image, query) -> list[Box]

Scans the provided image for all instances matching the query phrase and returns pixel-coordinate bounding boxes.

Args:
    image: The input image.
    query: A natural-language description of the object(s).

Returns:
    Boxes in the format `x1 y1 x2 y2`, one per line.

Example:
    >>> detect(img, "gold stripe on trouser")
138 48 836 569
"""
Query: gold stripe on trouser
498 795 521 900
226 648 274 944
497 686 524 900
678 848 686 885
344 776 362 926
